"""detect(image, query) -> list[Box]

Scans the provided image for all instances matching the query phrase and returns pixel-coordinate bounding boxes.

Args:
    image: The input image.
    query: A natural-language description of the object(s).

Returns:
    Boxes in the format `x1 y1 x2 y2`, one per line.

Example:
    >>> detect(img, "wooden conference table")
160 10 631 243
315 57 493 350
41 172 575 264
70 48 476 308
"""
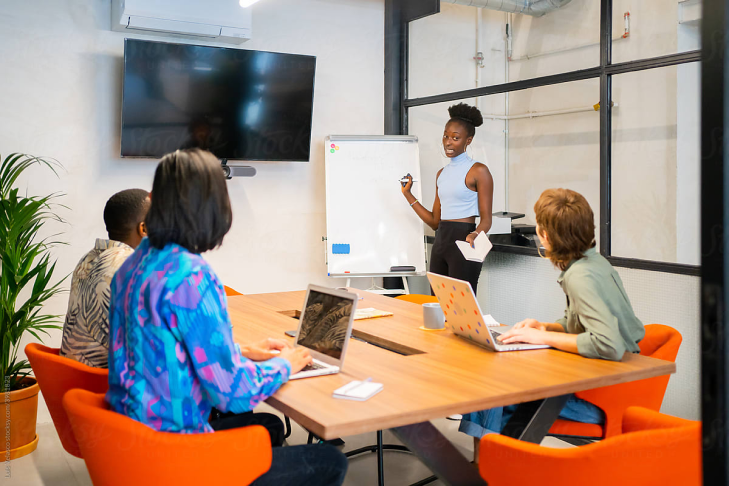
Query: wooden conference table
229 289 676 486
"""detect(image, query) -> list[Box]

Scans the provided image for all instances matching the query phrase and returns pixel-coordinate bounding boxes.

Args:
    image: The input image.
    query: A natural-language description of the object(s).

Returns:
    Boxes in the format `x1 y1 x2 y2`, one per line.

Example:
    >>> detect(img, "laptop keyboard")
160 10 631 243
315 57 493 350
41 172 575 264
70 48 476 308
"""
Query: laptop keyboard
490 329 526 346
301 361 327 372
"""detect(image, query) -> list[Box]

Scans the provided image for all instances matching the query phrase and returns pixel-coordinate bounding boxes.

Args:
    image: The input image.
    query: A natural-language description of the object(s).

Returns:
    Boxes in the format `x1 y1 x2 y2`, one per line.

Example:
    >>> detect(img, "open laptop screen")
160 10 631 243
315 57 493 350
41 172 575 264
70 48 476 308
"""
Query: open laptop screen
297 289 353 360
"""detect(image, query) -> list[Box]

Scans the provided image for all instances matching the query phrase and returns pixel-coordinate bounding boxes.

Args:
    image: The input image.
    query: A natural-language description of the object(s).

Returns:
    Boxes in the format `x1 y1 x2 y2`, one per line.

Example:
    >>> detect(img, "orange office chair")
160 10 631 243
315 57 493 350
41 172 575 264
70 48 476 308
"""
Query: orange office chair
395 294 438 305
548 324 682 442
480 407 701 486
63 389 272 486
25 343 109 458
224 285 243 296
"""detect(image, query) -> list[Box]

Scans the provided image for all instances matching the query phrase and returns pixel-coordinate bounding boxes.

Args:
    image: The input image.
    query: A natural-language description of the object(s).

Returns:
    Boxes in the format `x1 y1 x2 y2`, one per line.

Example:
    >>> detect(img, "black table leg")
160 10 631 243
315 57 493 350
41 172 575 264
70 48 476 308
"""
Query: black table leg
391 421 487 486
343 430 411 486
500 395 571 444
377 430 385 486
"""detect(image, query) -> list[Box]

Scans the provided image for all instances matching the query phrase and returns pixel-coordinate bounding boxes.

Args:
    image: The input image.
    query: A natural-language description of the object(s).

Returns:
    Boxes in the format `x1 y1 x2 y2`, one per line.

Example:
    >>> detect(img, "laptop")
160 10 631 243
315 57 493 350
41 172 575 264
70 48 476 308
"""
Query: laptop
288 284 358 380
427 272 549 352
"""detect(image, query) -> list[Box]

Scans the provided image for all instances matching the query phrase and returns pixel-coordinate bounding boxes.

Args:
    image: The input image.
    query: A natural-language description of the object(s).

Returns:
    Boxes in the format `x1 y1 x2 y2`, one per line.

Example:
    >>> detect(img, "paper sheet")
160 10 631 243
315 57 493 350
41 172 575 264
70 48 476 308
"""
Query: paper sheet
455 231 493 262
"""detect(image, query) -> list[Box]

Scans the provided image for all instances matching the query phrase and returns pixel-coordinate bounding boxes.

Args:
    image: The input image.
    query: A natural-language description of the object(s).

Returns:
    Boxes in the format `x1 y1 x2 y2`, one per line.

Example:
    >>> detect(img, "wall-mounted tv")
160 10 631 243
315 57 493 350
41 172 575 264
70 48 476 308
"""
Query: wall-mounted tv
121 39 316 161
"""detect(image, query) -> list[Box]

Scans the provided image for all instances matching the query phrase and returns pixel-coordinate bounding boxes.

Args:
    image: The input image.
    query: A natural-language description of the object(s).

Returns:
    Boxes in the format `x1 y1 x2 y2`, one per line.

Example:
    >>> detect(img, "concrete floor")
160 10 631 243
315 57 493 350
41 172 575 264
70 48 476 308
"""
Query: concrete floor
4 403 574 485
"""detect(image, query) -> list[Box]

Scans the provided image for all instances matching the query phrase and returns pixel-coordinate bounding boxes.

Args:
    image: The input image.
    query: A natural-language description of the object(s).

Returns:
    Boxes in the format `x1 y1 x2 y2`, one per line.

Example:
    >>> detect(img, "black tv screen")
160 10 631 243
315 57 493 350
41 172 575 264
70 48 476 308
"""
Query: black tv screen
121 39 316 161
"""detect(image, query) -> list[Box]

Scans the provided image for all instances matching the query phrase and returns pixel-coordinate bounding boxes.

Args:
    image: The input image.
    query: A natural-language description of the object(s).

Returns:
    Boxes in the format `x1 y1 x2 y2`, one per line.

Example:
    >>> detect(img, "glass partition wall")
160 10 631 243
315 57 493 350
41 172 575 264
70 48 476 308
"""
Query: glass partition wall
404 0 701 274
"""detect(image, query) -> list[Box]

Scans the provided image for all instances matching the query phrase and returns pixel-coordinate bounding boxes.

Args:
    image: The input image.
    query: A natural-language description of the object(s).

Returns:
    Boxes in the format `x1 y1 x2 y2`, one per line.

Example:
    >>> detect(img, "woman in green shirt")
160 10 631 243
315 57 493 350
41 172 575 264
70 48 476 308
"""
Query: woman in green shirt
460 188 645 458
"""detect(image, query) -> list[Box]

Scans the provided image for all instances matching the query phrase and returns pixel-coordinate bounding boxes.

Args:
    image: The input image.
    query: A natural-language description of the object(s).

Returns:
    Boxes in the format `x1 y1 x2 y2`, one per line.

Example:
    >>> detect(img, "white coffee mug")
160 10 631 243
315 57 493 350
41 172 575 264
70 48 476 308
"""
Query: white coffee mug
422 303 445 330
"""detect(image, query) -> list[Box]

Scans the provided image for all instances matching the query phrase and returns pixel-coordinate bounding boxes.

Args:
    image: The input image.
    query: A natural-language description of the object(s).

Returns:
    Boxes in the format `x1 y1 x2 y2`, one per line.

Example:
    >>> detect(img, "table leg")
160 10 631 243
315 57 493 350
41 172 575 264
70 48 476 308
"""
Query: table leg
377 430 385 486
391 421 487 486
500 395 571 444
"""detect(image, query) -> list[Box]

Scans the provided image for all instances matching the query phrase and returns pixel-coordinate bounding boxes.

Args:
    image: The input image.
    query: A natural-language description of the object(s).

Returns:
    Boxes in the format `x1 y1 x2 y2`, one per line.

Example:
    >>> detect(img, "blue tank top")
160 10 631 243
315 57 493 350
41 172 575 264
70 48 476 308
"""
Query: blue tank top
437 152 479 220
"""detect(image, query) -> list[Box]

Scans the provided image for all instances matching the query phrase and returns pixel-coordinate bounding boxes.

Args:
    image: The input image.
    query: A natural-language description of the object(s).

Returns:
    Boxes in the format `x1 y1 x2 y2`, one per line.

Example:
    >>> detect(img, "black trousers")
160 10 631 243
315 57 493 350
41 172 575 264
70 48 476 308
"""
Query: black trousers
430 221 482 294
209 409 285 447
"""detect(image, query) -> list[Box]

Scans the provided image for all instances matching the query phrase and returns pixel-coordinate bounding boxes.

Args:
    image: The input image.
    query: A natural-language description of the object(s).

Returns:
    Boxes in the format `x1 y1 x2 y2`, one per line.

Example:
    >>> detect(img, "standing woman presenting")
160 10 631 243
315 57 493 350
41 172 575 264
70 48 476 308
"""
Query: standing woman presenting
401 103 494 293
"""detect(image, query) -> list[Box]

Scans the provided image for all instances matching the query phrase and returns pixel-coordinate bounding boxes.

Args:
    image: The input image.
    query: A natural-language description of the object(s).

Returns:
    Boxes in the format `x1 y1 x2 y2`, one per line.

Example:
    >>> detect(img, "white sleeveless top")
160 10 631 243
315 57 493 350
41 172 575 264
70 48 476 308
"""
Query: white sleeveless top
437 152 479 220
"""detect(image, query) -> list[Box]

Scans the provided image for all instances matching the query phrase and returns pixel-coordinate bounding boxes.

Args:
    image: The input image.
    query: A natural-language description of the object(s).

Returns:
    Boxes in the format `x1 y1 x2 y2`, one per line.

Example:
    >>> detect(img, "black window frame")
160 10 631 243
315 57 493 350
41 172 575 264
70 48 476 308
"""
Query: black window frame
388 0 701 277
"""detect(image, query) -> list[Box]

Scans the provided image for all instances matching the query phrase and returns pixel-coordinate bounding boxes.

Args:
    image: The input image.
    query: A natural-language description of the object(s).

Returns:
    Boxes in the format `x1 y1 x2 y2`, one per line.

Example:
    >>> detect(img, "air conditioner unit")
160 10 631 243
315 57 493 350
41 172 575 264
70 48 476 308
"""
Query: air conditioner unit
111 0 251 44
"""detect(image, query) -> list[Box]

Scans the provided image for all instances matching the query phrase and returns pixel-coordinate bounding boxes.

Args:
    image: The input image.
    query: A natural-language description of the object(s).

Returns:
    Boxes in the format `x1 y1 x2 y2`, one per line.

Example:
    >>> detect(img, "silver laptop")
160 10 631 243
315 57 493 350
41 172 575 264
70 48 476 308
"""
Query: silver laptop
288 285 357 380
427 272 549 352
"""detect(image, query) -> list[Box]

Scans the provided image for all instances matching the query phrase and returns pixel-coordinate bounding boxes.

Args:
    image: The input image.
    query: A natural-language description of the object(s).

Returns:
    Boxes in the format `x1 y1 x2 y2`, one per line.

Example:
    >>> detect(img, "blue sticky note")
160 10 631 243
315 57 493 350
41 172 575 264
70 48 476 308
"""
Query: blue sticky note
332 244 350 254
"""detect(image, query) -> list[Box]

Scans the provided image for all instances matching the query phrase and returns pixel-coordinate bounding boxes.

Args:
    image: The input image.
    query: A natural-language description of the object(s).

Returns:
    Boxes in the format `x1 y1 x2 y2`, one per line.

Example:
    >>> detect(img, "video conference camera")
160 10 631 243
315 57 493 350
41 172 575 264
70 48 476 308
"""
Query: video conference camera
221 159 256 179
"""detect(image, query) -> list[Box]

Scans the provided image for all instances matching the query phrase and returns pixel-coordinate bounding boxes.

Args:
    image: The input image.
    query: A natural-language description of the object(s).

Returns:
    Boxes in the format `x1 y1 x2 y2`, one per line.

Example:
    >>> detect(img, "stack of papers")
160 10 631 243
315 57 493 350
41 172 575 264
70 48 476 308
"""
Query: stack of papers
455 231 493 262
333 380 384 401
354 308 394 320
482 314 501 327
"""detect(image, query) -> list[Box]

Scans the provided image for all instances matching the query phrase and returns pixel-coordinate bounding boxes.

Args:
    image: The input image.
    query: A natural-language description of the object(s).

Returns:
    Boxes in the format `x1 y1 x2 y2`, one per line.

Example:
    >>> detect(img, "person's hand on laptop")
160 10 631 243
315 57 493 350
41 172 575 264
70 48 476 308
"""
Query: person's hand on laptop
512 318 566 333
499 326 548 345
512 318 547 332
502 320 579 354
240 338 292 361
278 347 314 374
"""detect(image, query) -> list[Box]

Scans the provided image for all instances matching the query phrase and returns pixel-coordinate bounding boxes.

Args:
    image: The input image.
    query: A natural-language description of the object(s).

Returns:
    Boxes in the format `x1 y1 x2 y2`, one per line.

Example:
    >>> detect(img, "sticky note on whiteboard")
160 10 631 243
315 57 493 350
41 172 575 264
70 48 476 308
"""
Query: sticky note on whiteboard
332 244 350 254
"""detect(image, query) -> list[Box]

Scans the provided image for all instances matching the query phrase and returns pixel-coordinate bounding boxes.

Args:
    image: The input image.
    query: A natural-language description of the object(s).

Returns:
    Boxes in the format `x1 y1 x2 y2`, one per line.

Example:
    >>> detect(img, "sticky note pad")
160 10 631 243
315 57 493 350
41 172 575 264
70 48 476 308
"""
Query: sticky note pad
332 244 350 254
333 380 383 401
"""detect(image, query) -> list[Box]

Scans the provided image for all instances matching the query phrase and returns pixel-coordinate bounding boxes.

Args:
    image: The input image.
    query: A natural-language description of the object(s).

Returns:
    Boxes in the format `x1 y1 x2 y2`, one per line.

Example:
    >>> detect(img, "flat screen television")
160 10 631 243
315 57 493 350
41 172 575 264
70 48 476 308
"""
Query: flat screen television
121 39 316 161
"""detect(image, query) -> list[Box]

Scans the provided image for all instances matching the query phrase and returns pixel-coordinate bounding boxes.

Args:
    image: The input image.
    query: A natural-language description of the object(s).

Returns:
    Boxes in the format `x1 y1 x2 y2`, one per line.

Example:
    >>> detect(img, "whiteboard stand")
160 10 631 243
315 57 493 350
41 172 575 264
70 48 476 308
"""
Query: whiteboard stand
342 275 411 295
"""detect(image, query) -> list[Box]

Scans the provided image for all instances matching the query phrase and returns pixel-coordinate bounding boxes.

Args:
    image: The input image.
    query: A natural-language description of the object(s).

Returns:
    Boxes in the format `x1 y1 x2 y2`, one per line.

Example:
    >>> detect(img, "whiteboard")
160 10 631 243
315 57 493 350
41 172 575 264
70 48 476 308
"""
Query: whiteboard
325 135 426 276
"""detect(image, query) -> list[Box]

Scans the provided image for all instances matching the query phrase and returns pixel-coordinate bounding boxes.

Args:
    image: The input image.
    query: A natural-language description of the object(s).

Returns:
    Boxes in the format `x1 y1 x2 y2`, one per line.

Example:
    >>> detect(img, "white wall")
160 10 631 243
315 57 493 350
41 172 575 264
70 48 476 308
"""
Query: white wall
1 0 384 423
677 23 701 265
507 79 601 237
611 66 678 261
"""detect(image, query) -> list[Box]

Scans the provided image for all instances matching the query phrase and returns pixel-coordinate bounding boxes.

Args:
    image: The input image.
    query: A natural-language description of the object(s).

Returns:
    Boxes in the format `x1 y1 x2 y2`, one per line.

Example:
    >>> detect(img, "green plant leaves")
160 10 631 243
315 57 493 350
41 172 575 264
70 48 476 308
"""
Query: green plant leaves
0 153 66 391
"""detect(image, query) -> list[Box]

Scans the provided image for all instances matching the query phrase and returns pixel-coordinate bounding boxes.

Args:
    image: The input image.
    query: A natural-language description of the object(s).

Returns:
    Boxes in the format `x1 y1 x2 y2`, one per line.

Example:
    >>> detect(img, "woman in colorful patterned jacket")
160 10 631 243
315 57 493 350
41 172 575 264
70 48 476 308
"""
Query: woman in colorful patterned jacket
106 148 348 486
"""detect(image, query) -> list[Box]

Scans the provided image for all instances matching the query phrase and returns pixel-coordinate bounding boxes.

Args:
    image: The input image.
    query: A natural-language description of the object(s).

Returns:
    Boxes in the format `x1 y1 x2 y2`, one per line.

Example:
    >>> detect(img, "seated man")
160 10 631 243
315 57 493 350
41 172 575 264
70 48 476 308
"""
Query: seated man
60 189 150 368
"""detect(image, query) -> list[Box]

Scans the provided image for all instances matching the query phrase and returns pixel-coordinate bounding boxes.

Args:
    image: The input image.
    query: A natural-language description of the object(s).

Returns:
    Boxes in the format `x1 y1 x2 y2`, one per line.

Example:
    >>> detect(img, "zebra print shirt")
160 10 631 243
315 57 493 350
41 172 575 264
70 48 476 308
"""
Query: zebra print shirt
60 239 133 368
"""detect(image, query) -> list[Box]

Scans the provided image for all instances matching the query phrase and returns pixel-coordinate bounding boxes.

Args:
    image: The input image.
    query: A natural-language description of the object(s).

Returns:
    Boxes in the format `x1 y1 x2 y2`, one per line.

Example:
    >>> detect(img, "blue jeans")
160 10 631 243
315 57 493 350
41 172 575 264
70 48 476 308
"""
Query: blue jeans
251 444 348 486
459 394 605 438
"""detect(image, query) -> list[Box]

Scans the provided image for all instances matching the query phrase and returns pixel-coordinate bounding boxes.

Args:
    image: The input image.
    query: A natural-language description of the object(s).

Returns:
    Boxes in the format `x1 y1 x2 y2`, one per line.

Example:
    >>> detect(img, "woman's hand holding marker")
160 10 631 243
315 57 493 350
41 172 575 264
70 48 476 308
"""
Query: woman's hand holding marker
400 173 414 193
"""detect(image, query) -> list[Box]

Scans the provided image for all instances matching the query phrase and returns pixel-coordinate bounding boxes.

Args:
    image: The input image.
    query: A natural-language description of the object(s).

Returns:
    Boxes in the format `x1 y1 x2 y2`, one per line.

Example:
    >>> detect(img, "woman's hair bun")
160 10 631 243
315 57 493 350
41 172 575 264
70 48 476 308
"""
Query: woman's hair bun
448 103 484 128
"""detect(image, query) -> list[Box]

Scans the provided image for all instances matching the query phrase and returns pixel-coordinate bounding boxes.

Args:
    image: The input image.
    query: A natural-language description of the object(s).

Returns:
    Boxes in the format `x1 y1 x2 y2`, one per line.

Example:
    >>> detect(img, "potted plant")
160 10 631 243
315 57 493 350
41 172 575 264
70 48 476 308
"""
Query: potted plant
1 153 66 460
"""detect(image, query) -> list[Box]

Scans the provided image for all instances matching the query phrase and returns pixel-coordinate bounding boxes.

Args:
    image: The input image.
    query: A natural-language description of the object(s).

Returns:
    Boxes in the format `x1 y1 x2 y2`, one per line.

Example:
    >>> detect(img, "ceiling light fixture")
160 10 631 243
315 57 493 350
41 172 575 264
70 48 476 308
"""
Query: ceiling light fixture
239 0 260 7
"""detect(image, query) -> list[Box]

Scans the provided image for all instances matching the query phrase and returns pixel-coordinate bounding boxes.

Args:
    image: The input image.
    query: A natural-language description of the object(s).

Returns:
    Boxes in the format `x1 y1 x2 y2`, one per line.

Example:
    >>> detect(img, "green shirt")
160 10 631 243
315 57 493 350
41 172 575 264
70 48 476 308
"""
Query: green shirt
555 247 645 361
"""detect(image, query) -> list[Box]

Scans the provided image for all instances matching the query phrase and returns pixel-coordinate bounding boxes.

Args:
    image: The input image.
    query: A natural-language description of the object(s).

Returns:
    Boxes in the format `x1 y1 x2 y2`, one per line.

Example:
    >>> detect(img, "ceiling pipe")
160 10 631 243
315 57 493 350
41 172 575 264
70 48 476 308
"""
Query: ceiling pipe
442 0 573 17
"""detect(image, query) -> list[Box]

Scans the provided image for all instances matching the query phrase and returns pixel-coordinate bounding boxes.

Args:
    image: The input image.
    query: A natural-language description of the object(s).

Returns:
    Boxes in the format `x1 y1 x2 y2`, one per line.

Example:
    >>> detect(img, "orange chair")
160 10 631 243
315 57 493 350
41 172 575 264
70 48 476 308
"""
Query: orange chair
480 407 701 486
63 389 272 486
548 324 682 441
224 285 243 296
395 294 438 305
25 343 109 458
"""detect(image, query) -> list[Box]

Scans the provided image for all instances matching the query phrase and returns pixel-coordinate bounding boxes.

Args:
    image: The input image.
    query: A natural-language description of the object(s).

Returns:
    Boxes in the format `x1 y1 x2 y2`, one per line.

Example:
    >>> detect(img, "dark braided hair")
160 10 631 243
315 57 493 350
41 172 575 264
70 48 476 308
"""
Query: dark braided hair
447 103 483 138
